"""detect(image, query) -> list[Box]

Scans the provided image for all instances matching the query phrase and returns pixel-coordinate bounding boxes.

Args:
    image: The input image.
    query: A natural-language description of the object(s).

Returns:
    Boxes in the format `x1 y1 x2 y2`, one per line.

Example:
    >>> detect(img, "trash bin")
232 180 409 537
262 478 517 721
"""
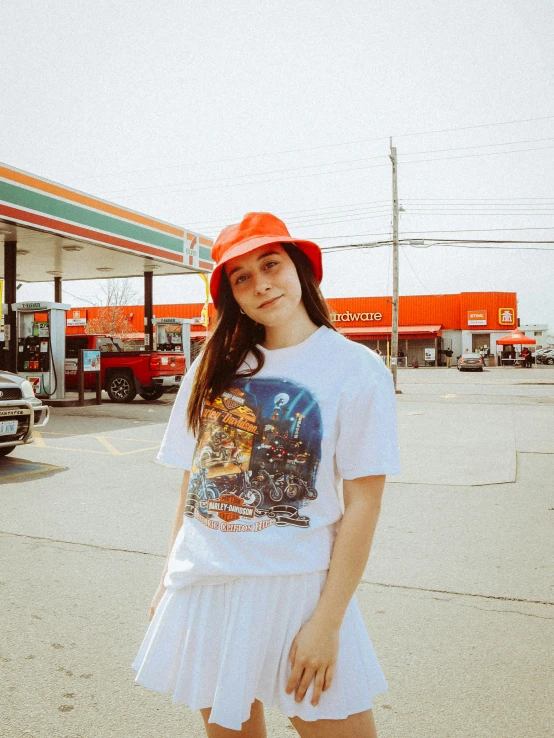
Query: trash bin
487 355 495 367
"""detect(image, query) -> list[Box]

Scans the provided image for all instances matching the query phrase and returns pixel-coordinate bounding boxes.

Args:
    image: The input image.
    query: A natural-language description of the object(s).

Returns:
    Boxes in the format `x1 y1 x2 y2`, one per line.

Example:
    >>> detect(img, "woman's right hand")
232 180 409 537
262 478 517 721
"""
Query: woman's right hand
149 582 167 622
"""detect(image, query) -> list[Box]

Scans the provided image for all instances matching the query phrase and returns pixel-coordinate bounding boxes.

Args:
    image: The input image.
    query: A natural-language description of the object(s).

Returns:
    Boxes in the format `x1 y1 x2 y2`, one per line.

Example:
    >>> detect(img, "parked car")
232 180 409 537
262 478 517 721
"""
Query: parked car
536 349 554 365
64 335 186 402
0 371 50 457
457 353 484 371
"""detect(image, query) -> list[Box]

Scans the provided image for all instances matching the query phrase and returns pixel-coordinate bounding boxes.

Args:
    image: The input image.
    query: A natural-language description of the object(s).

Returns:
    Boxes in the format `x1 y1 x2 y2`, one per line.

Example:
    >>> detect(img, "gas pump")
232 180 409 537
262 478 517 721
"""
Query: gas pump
153 317 198 370
13 301 70 400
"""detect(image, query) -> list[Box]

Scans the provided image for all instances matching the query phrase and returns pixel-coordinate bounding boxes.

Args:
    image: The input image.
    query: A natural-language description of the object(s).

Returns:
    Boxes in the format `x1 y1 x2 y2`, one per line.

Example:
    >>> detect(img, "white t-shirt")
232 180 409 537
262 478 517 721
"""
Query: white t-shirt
157 325 401 589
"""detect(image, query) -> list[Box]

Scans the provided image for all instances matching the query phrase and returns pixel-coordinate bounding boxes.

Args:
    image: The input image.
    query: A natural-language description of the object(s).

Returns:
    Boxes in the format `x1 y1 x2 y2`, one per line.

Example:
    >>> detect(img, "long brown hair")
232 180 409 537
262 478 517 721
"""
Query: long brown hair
187 243 335 435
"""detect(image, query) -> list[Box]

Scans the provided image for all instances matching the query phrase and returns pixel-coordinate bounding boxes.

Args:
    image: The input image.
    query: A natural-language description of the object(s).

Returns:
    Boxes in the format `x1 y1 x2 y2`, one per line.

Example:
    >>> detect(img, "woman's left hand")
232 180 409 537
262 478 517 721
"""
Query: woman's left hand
285 617 340 706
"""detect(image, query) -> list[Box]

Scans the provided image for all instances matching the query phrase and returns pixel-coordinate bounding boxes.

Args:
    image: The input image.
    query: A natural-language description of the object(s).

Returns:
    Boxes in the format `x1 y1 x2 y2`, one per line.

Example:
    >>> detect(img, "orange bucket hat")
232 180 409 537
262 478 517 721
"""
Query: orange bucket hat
209 212 323 303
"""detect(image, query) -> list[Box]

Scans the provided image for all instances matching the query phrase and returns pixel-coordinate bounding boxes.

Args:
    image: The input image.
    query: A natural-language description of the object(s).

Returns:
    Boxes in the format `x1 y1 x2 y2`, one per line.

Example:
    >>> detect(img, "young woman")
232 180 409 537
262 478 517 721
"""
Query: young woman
132 212 401 738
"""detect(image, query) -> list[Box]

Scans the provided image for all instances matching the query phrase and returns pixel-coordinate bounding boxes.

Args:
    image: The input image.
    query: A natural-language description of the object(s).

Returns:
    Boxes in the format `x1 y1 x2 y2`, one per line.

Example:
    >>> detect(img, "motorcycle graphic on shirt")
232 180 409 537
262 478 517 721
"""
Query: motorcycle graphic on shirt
185 377 322 531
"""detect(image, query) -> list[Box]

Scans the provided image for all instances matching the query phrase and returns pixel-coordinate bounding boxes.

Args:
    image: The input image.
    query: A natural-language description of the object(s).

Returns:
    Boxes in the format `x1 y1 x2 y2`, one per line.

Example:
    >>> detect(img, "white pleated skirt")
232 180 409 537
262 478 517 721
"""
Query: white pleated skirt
131 570 388 731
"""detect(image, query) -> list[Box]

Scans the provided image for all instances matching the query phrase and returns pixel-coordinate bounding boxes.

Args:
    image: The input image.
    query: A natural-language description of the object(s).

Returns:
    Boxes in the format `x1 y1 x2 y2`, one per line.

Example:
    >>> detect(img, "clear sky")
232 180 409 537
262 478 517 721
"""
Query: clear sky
2 0 553 333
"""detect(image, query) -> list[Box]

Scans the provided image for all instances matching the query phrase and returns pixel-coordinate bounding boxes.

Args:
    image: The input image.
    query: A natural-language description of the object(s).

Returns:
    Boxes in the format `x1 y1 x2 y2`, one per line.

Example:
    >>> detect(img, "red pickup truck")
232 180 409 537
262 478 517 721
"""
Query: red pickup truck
65 335 185 402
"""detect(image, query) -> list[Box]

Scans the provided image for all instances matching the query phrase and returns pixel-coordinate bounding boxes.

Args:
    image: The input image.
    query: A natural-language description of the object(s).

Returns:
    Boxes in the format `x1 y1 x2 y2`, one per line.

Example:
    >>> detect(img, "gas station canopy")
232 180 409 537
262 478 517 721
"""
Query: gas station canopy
0 162 214 281
1 162 215 391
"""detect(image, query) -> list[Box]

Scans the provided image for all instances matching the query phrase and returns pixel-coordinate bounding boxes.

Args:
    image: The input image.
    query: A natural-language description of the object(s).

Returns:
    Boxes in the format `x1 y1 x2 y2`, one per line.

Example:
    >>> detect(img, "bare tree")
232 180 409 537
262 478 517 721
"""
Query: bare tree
90 278 143 307
84 279 141 342
85 307 135 339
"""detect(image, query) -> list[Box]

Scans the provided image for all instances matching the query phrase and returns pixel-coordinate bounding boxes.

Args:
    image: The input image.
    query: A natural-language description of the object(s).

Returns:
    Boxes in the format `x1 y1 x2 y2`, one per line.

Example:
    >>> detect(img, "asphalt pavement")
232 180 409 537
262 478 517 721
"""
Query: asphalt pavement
1 365 553 738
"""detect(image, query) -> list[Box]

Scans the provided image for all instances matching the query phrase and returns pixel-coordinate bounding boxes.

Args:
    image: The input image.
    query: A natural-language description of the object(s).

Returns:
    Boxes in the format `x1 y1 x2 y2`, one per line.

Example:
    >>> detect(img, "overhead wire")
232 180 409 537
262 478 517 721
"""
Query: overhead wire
400 136 554 157
312 227 554 240
198 212 393 235
100 159 392 197
103 143 554 198
390 226 554 234
322 242 554 252
185 198 554 233
404 197 554 201
61 289 97 306
77 114 554 182
320 236 554 251
187 202 393 230
402 210 554 216
101 137 554 197
400 145 554 166
399 244 434 293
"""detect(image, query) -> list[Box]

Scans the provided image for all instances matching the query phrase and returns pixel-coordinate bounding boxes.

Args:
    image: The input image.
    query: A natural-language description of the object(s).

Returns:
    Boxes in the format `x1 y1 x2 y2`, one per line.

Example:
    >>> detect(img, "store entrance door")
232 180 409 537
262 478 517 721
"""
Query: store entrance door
472 334 490 352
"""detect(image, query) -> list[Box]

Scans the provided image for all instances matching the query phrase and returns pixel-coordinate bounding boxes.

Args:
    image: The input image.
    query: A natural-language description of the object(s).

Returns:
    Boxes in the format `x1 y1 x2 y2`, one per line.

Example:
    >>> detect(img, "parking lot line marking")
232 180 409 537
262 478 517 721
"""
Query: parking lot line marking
96 436 122 455
28 440 161 456
38 431 160 443
118 445 160 456
33 445 116 455
33 431 46 447
21 432 162 455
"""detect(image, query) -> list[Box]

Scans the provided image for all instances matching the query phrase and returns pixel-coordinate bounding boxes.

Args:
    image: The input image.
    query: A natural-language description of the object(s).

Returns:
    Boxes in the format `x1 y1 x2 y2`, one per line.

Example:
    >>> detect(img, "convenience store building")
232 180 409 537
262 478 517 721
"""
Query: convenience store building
67 291 519 367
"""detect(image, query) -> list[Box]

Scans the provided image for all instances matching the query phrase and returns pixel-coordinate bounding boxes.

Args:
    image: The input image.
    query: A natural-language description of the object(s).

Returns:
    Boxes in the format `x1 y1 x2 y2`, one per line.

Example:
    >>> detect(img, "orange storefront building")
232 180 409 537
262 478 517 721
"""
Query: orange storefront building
67 291 518 366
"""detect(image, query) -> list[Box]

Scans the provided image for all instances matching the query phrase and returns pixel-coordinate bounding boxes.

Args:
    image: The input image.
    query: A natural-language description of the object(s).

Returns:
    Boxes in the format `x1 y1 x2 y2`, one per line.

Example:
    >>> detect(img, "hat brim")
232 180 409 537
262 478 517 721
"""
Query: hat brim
209 235 323 304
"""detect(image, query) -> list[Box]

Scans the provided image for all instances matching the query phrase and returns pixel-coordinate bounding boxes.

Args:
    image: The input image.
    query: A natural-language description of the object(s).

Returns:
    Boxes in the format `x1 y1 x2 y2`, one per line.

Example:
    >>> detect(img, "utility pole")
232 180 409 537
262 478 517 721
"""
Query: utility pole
389 138 400 392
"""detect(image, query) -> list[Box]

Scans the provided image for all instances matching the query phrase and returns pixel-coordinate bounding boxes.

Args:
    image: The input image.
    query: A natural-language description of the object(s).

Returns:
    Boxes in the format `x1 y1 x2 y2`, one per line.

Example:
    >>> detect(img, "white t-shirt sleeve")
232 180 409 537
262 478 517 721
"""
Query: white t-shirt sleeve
335 363 401 479
156 358 200 470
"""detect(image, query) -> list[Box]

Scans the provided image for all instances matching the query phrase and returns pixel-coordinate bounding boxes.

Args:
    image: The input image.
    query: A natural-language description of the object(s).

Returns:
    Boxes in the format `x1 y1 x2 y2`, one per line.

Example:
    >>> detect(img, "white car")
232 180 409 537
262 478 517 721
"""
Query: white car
0 371 50 457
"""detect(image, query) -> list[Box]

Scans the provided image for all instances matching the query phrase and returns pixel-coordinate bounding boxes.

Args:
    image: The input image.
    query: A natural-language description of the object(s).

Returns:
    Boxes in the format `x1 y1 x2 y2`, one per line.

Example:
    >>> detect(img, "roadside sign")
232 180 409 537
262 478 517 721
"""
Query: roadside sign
83 350 101 372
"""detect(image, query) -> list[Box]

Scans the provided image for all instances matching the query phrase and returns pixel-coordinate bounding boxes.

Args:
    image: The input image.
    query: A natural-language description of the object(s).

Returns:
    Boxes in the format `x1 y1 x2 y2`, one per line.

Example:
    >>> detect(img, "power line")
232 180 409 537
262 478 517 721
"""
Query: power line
320 238 554 253
401 136 554 157
187 202 393 230
403 211 554 216
197 212 393 236
61 289 96 305
324 243 554 252
401 145 554 166
76 114 554 182
104 143 554 199
184 198 554 232
400 244 433 293
101 137 554 197
404 197 554 201
406 203 554 207
395 226 554 234
316 230 393 240
101 159 391 197
312 227 552 240
101 155 391 195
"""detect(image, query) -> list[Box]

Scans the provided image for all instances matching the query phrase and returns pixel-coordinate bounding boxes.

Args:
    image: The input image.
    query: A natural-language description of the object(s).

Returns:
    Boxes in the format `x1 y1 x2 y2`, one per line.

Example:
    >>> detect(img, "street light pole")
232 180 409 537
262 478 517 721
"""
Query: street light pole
389 138 400 392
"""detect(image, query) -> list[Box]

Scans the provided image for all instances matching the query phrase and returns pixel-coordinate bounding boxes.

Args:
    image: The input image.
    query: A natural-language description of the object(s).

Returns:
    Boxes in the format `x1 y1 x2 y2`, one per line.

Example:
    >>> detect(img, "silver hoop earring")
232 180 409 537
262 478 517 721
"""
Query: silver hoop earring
240 309 245 315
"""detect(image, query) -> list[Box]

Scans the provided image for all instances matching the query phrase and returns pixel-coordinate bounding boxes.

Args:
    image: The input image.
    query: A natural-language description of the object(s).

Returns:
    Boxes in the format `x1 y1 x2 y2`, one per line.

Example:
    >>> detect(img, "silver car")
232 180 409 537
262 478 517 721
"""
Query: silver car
0 371 50 457
537 349 554 365
457 352 484 371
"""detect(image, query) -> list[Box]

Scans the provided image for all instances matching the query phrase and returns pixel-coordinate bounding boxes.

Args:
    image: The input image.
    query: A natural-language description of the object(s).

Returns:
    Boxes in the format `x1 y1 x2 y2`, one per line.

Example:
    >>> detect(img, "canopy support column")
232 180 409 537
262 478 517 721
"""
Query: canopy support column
54 276 62 303
144 271 153 350
3 240 17 373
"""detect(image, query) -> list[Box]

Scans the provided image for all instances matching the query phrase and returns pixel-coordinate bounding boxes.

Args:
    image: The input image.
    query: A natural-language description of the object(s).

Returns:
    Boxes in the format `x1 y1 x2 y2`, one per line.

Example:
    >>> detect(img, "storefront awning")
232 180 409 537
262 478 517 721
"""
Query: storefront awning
338 324 442 339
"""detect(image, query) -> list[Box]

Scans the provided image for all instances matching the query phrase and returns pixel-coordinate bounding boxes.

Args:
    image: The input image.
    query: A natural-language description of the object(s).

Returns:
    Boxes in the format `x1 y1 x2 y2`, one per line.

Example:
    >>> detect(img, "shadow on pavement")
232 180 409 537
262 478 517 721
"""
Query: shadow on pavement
0 457 67 485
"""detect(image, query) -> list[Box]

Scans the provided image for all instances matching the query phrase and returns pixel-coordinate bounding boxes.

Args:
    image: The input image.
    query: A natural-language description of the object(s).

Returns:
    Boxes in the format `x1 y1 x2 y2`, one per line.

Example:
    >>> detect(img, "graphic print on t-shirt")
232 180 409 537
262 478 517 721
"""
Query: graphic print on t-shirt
185 377 322 532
